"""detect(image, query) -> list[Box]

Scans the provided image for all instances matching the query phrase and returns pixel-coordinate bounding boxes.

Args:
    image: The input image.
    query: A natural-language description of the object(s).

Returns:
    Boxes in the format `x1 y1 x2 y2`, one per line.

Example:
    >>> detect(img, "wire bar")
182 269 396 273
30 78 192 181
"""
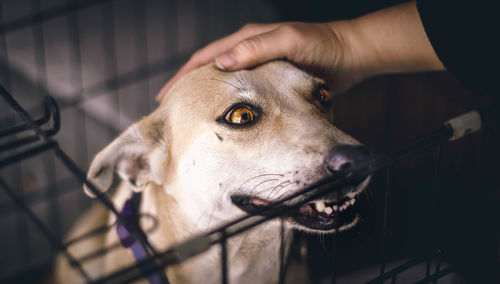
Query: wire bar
1 83 133 231
23 0 60 243
0 99 52 138
0 49 194 126
93 121 458 284
3 82 473 283
426 145 443 282
425 145 442 279
366 256 428 284
54 147 166 272
0 2 10 92
0 1 487 283
432 250 442 284
0 132 56 153
0 140 57 168
0 85 165 280
378 167 392 281
413 266 454 284
61 214 160 267
331 189 340 284
100 0 119 134
75 224 158 265
0 0 114 35
56 50 193 110
0 177 91 281
66 0 87 169
0 176 81 216
0 97 60 153
66 0 88 215
221 230 229 284
132 0 151 111
30 0 48 100
425 260 432 282
279 219 286 284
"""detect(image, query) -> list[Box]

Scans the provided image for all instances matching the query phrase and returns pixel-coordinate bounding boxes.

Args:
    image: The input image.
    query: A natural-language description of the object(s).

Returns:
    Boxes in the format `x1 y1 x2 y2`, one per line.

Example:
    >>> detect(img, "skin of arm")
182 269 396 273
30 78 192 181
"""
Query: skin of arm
345 0 444 77
157 1 444 101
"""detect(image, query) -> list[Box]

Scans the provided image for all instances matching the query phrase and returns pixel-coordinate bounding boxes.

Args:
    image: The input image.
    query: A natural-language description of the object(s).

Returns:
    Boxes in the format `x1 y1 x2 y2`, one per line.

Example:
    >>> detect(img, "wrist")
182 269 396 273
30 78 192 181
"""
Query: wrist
332 1 444 79
327 19 378 85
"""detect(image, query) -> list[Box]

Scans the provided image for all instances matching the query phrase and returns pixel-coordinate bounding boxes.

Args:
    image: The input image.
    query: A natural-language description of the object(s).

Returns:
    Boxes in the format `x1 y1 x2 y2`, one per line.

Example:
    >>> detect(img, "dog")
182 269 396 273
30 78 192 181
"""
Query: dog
55 60 370 283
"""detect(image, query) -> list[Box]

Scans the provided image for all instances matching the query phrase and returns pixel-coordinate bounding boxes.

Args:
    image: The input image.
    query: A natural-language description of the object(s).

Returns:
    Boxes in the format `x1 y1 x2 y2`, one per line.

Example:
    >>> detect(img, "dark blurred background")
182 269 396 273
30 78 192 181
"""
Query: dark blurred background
0 0 498 283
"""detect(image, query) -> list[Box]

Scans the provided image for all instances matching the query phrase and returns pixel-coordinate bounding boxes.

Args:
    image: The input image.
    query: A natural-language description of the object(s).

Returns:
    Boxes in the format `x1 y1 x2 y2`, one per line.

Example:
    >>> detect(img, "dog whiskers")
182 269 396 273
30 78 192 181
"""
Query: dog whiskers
363 184 373 202
205 206 217 232
236 72 249 91
190 205 218 234
254 180 289 196
249 179 280 195
274 183 295 201
207 78 245 91
255 186 278 195
266 181 291 200
238 174 284 191
319 233 326 249
191 208 209 234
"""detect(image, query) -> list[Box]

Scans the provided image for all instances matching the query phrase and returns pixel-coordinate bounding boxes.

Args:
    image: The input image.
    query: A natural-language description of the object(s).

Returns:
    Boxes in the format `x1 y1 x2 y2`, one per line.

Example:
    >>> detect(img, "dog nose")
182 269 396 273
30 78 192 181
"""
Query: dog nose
324 145 370 175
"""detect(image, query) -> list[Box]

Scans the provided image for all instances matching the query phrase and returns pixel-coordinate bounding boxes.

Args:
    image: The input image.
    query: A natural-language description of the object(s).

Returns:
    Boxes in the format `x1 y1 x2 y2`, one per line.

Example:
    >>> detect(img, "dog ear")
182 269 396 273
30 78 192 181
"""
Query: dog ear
83 119 167 197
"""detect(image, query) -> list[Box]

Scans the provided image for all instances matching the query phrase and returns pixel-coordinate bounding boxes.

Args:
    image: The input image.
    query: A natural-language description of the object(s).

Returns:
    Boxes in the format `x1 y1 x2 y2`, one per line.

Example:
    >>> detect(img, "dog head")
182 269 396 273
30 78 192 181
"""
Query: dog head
84 61 370 233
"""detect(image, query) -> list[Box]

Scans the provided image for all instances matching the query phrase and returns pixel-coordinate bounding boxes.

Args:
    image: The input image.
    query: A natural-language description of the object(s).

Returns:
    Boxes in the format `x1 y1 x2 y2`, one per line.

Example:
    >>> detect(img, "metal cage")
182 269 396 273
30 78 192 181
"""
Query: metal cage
1 1 498 283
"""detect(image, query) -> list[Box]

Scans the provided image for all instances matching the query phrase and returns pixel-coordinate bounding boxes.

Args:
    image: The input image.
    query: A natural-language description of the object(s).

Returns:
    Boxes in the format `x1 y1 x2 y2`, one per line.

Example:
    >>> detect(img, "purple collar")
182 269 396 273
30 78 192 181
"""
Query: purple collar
117 192 169 284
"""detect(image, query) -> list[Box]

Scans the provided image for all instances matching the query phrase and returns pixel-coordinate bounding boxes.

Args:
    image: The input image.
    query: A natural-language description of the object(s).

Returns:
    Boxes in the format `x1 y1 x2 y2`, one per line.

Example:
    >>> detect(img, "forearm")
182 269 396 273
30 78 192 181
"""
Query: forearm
159 1 447 100
331 1 444 78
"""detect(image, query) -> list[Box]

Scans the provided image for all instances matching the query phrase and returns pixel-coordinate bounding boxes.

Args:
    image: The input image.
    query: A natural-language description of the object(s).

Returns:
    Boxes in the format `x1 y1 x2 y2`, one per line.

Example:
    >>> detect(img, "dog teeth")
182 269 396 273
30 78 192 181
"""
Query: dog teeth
324 207 333 215
312 198 356 215
314 201 325 212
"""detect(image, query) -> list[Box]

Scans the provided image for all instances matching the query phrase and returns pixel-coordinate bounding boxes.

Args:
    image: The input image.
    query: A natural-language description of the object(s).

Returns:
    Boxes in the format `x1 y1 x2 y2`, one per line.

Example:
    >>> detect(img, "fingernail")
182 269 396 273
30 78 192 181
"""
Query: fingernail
215 51 237 70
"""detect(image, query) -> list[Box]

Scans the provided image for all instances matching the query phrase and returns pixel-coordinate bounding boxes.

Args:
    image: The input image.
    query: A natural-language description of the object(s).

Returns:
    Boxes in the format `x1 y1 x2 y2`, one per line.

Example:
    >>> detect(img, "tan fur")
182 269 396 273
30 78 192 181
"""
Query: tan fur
54 203 109 281
55 61 367 283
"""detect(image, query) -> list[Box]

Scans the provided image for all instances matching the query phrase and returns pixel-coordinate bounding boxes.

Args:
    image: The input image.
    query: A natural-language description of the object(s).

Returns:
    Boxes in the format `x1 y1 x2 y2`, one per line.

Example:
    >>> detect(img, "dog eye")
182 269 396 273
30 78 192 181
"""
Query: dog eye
225 106 255 125
313 85 331 110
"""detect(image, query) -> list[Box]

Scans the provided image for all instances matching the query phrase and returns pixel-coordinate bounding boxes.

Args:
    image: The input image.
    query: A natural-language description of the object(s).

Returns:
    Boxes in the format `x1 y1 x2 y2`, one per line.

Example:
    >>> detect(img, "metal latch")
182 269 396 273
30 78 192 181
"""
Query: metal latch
445 111 482 141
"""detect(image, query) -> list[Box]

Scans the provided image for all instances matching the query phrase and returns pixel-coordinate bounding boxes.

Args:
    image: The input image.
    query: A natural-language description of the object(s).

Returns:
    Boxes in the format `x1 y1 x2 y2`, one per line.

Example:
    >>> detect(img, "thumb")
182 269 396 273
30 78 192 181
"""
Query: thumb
214 26 295 70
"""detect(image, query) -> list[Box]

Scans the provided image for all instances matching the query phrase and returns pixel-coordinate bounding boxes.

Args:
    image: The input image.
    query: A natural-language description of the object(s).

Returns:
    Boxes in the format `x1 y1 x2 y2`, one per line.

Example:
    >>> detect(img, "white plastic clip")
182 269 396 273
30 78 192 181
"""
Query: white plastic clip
444 111 481 141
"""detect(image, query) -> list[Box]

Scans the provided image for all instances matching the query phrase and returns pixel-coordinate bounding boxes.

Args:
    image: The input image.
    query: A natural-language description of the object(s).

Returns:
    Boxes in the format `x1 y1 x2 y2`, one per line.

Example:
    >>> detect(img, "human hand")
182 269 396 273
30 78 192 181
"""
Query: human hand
157 21 367 101
157 1 444 102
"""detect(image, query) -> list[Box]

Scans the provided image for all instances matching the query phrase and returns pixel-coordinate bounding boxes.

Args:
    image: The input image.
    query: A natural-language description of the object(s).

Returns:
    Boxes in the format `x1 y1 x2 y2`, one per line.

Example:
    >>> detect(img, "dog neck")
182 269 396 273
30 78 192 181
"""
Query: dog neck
138 183 291 284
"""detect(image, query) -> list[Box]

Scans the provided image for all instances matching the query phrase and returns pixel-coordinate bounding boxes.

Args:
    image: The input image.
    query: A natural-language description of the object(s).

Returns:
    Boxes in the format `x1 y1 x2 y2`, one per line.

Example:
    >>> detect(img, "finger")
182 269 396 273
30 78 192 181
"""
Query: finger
214 25 300 71
156 61 197 102
189 23 281 67
156 23 280 102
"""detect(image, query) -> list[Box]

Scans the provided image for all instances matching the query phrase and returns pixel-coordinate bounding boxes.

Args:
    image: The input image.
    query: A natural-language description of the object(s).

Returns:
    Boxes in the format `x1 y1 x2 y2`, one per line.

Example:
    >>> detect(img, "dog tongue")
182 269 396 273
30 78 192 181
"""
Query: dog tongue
299 204 314 215
250 198 271 207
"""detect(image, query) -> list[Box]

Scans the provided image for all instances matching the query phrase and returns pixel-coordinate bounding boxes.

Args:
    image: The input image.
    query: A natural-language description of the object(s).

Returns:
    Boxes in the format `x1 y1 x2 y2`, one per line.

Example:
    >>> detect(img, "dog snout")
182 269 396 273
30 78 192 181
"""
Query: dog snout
324 145 370 175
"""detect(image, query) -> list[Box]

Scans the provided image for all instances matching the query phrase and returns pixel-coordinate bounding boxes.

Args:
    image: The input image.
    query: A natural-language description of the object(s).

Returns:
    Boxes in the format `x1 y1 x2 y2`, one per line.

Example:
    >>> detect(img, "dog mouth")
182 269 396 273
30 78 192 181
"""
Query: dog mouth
231 194 360 232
